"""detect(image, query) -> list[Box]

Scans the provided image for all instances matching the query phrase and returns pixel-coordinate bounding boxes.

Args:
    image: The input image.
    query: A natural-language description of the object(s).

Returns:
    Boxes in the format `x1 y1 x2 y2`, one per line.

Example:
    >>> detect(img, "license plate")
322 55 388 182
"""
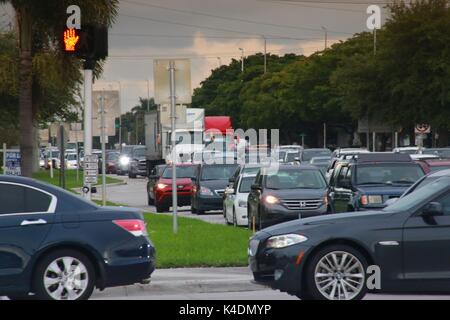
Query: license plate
369 195 383 204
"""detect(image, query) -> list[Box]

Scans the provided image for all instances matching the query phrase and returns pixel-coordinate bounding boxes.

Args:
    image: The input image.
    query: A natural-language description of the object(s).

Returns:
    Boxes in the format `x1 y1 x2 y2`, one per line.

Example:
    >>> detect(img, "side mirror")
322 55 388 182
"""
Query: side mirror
251 184 262 191
422 202 444 217
225 188 235 195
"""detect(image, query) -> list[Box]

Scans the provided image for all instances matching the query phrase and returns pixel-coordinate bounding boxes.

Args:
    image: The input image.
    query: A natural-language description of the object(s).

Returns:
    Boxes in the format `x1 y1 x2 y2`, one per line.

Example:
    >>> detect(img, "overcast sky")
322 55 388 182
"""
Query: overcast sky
1 0 390 113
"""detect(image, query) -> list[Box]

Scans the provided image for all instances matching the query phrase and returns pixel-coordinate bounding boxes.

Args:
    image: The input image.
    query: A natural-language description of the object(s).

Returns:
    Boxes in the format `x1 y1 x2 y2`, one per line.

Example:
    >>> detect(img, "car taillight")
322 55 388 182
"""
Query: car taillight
113 219 147 237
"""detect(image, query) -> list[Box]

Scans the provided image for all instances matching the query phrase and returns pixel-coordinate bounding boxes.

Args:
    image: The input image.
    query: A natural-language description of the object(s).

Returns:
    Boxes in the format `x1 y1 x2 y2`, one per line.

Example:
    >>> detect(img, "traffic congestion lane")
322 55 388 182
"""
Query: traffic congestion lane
102 175 227 225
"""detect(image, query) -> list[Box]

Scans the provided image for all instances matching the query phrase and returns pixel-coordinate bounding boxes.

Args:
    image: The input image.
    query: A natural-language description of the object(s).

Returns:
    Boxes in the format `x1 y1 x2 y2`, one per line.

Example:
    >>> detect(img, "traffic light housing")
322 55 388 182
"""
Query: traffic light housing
62 25 108 60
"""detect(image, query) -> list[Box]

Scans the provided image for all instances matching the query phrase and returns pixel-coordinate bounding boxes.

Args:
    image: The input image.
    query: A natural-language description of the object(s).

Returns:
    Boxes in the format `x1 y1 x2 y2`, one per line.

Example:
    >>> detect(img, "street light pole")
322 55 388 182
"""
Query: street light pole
169 61 178 234
322 26 328 50
239 48 244 73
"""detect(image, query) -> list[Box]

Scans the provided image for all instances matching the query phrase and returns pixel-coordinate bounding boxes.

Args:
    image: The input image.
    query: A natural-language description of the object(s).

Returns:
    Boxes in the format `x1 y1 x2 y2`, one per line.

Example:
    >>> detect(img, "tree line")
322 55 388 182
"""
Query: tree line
192 0 450 147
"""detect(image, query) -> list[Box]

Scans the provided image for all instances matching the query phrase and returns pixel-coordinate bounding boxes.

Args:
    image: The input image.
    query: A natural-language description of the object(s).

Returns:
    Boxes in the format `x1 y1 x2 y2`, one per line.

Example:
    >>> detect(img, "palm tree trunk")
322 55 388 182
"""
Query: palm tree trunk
15 5 33 177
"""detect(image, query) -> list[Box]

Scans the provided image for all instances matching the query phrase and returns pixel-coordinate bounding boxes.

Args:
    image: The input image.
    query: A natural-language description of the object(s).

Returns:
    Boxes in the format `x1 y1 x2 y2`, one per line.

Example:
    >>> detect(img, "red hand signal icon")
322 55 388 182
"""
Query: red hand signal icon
64 28 79 52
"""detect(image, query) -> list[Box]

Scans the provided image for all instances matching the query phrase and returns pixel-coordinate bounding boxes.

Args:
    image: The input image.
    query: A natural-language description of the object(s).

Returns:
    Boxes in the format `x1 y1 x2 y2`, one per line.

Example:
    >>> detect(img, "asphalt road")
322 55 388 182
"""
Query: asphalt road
101 175 227 225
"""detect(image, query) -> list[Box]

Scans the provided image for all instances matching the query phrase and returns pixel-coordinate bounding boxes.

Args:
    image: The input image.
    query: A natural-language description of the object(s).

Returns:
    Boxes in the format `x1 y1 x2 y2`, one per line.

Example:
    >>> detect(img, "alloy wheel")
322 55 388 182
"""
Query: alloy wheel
314 251 365 300
43 256 89 300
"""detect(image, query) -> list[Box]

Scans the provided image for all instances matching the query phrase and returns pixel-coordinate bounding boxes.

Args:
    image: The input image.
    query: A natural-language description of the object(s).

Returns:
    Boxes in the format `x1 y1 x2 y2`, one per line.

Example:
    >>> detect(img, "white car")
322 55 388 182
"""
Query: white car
223 173 256 227
393 146 423 155
65 152 79 170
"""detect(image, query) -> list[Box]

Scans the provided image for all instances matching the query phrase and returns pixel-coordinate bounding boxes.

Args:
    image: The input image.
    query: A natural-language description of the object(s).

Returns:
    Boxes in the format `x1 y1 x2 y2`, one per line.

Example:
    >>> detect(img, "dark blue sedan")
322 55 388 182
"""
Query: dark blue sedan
0 175 156 300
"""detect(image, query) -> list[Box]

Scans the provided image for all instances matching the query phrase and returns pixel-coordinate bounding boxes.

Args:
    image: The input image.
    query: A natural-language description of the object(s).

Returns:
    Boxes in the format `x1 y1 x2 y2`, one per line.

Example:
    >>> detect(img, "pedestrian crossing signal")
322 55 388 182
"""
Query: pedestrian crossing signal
62 25 108 60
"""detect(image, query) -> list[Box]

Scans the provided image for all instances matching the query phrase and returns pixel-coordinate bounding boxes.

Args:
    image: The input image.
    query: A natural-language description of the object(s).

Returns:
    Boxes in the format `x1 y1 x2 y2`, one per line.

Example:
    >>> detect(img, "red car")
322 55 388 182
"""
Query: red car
153 164 198 213
418 159 450 174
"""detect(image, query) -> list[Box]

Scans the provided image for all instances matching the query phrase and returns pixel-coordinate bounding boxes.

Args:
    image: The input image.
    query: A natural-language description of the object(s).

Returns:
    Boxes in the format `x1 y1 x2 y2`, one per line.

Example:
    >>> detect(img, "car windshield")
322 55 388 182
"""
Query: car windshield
385 178 450 212
239 176 256 193
66 154 77 161
162 166 196 179
356 165 424 185
302 150 332 162
133 148 146 157
266 169 326 190
242 166 261 175
286 152 300 163
201 165 238 181
107 153 119 160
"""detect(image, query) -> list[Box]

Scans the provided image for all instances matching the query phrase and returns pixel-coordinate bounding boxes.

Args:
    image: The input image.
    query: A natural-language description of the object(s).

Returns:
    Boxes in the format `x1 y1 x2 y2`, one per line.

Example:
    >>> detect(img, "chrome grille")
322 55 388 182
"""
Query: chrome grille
138 160 147 171
215 189 225 197
280 199 323 211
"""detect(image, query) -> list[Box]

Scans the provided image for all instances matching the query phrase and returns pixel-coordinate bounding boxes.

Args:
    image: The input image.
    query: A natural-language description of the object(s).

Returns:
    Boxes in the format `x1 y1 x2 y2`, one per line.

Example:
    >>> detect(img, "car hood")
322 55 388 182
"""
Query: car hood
261 210 392 236
265 188 327 199
159 177 193 185
356 185 410 196
199 179 229 190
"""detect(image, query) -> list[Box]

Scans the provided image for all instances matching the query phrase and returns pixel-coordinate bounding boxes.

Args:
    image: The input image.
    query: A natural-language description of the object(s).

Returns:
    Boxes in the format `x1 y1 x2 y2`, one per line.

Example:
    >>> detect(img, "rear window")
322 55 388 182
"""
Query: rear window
356 164 424 186
201 165 239 181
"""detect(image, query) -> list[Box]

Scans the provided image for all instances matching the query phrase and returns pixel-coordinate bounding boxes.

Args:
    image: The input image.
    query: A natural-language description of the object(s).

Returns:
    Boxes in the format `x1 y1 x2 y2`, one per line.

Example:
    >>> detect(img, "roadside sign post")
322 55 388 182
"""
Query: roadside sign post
84 154 98 187
4 149 21 176
83 62 94 200
2 143 6 174
154 59 192 234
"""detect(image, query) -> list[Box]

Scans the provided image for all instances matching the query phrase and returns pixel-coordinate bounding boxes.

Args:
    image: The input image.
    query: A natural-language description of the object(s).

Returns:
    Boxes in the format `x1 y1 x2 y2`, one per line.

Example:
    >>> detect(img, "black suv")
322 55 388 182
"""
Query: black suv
329 153 425 212
191 163 239 214
247 165 331 230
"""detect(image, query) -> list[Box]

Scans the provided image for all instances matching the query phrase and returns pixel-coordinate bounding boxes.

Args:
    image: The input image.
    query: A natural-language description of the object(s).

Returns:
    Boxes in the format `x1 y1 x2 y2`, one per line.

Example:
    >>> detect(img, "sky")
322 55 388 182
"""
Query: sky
0 0 390 113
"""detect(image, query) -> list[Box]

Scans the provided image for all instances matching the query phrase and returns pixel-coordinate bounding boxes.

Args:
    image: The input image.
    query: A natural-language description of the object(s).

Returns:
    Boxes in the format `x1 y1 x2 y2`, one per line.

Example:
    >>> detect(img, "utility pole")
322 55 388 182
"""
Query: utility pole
83 60 94 200
147 78 151 112
239 48 244 73
263 36 267 74
169 61 178 234
118 81 122 149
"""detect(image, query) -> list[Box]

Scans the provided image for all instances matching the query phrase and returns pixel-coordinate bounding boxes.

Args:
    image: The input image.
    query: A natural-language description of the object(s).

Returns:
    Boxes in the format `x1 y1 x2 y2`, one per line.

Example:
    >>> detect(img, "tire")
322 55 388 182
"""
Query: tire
303 245 368 301
191 206 197 214
129 171 137 179
156 203 166 213
147 193 154 205
33 249 95 300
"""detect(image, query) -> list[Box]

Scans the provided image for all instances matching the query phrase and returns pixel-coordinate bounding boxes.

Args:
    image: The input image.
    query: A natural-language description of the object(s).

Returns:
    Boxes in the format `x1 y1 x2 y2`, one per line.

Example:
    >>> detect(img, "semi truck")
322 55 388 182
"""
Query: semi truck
145 106 205 172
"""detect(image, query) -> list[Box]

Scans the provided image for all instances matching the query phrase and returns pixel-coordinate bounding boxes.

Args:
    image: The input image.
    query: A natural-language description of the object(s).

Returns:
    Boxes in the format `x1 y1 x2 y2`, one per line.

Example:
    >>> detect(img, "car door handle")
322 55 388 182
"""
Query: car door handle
21 219 47 226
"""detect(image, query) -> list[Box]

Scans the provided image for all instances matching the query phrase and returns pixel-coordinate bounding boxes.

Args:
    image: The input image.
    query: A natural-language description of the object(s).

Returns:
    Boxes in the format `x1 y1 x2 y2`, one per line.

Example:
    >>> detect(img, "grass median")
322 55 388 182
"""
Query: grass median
145 213 252 268
33 169 122 190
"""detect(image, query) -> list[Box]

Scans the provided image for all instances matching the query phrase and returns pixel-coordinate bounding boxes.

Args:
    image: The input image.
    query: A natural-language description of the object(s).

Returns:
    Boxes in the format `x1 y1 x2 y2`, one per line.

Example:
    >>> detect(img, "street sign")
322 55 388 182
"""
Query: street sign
415 124 431 134
154 59 192 105
84 155 98 185
5 150 21 176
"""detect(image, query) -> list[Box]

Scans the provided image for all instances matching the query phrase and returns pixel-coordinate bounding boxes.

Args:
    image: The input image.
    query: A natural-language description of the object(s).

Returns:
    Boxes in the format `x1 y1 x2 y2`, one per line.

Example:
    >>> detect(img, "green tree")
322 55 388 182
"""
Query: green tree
0 0 119 176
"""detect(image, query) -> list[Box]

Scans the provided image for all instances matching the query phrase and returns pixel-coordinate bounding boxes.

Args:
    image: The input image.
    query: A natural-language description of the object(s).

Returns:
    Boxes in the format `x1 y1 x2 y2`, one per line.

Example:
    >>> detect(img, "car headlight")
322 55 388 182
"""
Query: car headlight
266 234 308 249
157 183 169 190
264 195 279 205
200 186 214 196
120 156 130 166
360 195 383 205
238 200 247 208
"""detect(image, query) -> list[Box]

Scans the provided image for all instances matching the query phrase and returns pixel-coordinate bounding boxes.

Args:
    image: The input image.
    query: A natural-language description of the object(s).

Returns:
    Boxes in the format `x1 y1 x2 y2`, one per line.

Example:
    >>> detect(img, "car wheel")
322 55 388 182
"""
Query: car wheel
191 206 197 214
197 209 205 215
304 245 368 300
129 172 137 179
233 207 238 227
33 249 95 300
147 194 154 205
156 203 165 213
